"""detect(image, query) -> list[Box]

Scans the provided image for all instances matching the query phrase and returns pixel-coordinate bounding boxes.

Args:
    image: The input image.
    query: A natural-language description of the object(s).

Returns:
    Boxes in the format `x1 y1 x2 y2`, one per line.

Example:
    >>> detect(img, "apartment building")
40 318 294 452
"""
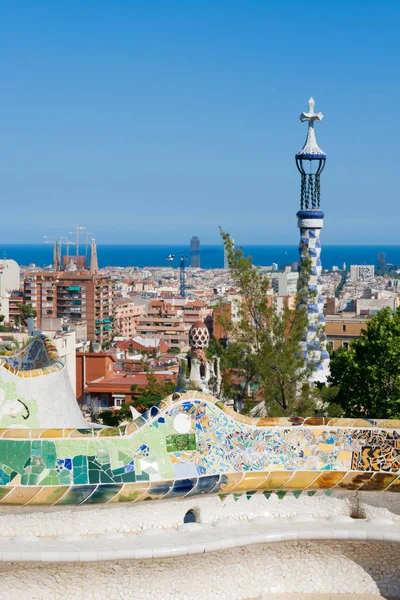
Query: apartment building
76 352 176 410
269 270 299 296
8 292 24 325
135 298 211 351
24 271 115 345
114 298 143 338
325 315 367 351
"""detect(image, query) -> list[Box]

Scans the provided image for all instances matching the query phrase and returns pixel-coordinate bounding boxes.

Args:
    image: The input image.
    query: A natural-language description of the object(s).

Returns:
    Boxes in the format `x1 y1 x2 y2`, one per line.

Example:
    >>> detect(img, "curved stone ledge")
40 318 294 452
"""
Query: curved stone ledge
0 518 399 563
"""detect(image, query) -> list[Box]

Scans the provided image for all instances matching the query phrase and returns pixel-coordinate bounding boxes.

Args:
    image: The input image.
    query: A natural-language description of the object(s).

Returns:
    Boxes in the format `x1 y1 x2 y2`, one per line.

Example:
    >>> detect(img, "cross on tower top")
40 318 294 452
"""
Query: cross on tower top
296 97 326 159
300 97 323 124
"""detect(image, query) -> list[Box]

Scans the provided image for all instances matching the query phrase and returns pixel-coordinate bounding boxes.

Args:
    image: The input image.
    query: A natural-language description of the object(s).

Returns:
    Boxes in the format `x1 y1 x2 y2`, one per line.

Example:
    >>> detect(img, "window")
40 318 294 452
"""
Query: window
342 324 346 332
343 342 349 349
113 396 124 408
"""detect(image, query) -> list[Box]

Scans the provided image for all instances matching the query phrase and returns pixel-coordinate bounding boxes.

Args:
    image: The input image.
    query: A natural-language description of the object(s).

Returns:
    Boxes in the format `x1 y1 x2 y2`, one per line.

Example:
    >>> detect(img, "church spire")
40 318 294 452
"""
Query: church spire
52 241 60 271
90 239 99 275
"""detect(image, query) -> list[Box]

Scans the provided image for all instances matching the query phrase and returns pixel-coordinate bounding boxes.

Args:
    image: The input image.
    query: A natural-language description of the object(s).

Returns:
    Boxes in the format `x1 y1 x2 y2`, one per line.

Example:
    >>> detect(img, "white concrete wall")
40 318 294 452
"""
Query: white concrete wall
0 297 10 322
48 331 77 395
0 259 20 295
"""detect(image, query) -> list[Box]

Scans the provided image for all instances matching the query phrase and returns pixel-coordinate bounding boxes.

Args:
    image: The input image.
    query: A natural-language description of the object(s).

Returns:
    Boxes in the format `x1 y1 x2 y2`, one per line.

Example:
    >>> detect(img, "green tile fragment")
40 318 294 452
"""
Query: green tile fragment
166 434 196 452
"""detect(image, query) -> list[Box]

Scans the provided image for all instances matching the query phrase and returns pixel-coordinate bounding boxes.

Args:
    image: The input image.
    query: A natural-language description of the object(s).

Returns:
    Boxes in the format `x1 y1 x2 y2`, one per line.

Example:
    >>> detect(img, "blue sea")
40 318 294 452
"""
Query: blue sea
0 244 398 270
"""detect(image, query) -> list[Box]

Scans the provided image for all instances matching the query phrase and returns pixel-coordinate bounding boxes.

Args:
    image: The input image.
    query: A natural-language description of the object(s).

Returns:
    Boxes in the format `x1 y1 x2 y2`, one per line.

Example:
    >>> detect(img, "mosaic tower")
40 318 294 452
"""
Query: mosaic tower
295 98 330 383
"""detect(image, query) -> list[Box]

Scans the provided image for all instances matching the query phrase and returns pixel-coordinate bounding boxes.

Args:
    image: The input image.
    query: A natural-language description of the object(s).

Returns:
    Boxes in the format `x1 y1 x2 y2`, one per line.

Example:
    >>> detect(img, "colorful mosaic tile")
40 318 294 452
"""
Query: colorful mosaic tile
0 391 397 506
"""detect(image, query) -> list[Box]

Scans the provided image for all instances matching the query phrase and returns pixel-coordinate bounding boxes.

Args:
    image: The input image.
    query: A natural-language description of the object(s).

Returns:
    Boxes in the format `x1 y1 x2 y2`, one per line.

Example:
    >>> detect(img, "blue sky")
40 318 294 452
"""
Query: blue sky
0 1 399 245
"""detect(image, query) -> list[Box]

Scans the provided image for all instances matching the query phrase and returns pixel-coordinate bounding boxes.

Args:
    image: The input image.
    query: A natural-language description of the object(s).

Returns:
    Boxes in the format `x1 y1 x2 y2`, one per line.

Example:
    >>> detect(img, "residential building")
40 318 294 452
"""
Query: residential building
356 294 397 316
116 336 170 357
8 291 24 324
76 352 176 411
349 265 375 282
0 259 20 296
24 271 115 345
213 294 295 342
269 270 299 296
212 295 242 341
135 298 211 352
114 298 143 338
325 315 367 351
136 300 188 351
24 272 57 324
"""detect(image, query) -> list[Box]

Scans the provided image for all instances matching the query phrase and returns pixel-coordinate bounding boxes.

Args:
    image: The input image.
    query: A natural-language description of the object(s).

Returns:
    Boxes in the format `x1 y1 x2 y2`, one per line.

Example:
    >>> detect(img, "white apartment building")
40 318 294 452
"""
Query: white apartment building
350 265 375 282
0 259 20 296
269 271 299 296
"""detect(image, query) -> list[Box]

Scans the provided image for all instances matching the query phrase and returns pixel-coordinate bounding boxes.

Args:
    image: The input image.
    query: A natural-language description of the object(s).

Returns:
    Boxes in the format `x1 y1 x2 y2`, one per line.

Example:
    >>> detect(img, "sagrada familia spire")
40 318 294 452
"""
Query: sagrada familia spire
90 239 99 275
295 98 330 383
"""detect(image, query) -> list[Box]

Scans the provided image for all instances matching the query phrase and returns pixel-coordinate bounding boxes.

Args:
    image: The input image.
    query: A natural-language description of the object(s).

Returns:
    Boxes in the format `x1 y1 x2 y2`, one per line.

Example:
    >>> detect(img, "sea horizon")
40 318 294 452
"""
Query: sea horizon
0 243 398 271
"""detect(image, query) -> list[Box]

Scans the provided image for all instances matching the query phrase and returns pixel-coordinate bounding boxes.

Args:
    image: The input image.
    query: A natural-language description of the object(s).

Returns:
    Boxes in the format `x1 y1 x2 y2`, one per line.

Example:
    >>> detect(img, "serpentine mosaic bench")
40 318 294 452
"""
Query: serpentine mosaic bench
0 335 399 506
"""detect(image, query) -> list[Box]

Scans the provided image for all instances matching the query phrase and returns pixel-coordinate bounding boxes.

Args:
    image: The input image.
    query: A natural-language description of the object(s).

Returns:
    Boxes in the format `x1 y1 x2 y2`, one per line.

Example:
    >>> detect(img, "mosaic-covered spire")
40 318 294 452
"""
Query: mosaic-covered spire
296 97 330 384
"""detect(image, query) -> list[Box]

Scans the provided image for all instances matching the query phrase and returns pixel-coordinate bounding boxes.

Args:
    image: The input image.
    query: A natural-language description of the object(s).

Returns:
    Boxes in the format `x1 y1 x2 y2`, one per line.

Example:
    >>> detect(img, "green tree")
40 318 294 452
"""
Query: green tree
329 307 400 419
0 314 12 333
131 370 175 412
18 303 37 327
219 229 316 416
97 410 121 427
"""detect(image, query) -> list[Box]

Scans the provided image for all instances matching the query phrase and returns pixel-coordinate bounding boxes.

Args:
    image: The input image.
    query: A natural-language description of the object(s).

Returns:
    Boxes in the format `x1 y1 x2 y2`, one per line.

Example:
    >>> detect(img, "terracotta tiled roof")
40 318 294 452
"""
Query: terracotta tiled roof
85 372 176 394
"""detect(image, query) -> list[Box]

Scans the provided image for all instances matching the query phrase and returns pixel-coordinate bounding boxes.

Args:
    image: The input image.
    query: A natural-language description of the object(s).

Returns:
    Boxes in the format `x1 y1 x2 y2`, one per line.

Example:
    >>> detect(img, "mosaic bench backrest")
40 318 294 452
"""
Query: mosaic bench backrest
0 392 399 506
0 335 63 376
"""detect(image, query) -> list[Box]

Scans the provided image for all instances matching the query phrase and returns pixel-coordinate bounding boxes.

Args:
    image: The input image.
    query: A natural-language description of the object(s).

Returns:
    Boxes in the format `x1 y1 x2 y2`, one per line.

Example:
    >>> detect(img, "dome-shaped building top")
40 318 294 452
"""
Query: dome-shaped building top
189 320 210 349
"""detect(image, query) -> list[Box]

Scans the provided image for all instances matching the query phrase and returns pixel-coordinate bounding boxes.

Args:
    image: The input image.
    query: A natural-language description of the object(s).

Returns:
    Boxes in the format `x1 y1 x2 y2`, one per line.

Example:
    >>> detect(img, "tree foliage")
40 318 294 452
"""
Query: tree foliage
219 229 316 416
97 371 175 426
131 371 175 412
15 303 37 327
329 307 400 419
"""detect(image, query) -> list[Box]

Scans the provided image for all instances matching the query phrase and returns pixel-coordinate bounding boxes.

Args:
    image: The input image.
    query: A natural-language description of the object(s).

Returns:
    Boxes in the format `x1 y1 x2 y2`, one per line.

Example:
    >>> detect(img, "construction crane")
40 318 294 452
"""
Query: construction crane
69 225 86 263
165 253 188 297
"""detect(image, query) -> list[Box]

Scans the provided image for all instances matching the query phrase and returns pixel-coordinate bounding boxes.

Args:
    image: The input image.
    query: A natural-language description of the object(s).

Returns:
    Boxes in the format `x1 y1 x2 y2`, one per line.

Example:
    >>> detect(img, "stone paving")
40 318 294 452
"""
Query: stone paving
258 594 400 600
257 596 396 599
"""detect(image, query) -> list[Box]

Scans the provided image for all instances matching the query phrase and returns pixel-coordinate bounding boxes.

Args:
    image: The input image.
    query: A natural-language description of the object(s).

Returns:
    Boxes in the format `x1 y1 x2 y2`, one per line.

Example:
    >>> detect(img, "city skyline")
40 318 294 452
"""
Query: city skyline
1 1 400 244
